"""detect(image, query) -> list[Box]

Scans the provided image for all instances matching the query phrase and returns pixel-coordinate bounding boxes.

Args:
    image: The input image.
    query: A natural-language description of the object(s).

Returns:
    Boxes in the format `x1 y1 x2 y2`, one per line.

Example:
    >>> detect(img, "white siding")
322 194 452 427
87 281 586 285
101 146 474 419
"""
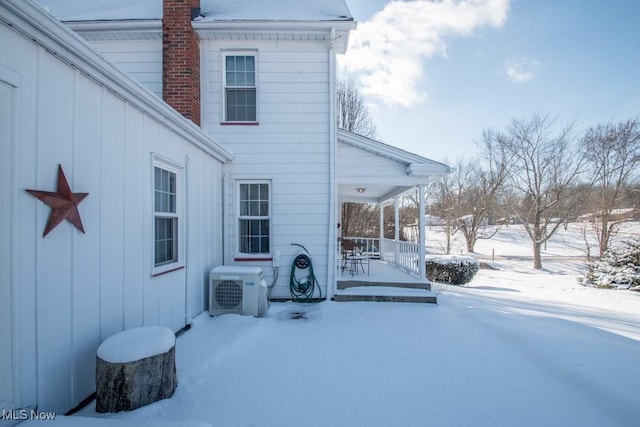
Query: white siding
337 142 410 181
1 20 224 413
204 40 331 298
88 39 163 97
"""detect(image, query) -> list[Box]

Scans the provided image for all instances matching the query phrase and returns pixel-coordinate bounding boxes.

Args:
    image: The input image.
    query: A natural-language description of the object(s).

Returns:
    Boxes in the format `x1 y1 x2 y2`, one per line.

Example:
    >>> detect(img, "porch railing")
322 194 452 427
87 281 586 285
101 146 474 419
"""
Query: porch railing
380 238 420 276
341 237 421 276
341 237 380 258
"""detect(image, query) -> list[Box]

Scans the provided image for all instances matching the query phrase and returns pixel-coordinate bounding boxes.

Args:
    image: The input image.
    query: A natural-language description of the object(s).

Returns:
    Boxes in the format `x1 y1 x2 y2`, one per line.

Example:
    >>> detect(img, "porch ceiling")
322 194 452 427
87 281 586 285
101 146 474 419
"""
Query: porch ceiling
337 130 451 204
338 183 415 204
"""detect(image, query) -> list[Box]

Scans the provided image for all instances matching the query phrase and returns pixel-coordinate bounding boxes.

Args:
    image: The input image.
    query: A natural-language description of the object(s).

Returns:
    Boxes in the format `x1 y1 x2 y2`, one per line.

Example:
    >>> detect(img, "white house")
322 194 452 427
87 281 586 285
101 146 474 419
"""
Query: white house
1 0 450 416
33 0 450 297
0 0 235 416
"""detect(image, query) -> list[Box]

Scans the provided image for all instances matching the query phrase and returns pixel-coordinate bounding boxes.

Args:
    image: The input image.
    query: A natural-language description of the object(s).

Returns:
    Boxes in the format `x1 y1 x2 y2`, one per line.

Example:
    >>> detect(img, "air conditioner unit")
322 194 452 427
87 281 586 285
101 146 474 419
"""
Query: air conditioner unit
209 266 268 317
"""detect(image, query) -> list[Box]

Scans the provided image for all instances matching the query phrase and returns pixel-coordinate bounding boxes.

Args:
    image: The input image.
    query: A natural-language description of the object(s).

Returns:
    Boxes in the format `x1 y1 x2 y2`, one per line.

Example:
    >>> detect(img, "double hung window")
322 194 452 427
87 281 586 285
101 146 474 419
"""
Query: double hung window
154 165 179 267
224 53 257 122
238 181 270 254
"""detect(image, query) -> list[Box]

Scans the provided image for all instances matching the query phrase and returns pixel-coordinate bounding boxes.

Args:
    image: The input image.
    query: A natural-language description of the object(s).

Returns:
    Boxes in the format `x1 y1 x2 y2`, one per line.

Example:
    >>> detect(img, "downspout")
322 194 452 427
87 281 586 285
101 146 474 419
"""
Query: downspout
222 173 229 265
184 155 191 327
327 27 337 300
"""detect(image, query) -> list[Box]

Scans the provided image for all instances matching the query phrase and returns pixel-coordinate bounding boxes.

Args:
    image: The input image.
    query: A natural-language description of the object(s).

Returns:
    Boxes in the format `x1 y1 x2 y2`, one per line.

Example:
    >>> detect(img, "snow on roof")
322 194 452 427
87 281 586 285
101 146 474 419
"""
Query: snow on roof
199 0 352 22
33 0 162 21
31 0 352 22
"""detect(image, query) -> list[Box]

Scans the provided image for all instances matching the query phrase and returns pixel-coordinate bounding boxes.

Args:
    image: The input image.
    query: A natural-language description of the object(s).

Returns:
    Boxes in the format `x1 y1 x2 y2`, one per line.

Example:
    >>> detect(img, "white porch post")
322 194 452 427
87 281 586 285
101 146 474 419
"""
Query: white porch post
394 196 399 266
378 202 384 260
418 184 426 280
394 196 400 241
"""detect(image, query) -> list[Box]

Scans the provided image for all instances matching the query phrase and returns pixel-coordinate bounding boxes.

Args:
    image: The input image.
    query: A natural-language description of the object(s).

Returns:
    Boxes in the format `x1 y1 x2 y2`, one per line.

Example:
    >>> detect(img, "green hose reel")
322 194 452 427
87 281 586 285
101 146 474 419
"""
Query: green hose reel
289 243 322 302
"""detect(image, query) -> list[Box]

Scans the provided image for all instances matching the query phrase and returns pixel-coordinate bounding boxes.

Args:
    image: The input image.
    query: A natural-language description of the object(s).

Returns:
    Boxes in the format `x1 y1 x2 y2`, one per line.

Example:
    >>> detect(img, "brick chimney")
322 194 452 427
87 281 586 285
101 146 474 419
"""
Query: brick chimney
163 0 201 126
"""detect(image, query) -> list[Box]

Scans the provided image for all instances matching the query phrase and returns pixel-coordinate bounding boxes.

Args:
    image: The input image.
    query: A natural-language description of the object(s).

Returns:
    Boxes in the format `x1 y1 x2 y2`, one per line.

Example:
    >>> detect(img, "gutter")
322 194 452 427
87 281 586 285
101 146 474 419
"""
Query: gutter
64 19 162 33
327 27 337 300
193 20 356 54
406 163 452 177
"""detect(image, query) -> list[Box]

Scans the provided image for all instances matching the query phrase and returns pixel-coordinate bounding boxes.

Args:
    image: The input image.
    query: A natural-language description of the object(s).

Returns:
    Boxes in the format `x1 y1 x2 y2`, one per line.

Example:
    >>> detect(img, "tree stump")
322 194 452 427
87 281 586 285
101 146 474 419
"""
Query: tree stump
95 326 177 413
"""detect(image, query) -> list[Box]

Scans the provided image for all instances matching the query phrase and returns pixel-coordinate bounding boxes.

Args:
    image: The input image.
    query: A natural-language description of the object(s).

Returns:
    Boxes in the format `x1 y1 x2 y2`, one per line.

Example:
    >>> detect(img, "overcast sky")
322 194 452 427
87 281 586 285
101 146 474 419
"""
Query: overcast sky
339 0 640 164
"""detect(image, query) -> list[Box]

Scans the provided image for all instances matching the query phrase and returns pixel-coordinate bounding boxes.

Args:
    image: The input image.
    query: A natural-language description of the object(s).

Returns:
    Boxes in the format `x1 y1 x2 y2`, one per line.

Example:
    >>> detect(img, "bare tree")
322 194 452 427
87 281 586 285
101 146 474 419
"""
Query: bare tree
499 113 584 269
428 165 460 254
426 132 510 254
341 202 378 237
580 118 640 257
336 78 377 138
378 196 413 241
453 130 511 252
400 188 429 243
336 77 378 238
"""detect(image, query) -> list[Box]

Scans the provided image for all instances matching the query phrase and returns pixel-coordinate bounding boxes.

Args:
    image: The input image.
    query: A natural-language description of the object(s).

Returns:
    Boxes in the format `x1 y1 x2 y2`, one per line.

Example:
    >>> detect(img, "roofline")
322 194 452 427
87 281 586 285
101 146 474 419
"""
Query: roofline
194 20 356 53
195 17 354 23
63 18 355 53
337 129 452 176
64 19 356 31
65 19 162 33
2 0 233 163
193 19 356 33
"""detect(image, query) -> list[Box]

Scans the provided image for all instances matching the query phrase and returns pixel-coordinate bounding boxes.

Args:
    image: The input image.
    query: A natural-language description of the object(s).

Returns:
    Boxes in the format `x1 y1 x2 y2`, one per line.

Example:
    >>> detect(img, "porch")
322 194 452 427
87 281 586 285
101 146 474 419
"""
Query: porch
334 130 451 303
334 237 436 303
335 256 437 303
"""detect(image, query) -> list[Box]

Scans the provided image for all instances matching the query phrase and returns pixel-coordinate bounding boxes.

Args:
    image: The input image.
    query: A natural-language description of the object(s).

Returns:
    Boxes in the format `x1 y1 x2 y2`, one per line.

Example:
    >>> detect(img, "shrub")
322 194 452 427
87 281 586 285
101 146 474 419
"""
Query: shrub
580 240 640 291
426 255 479 285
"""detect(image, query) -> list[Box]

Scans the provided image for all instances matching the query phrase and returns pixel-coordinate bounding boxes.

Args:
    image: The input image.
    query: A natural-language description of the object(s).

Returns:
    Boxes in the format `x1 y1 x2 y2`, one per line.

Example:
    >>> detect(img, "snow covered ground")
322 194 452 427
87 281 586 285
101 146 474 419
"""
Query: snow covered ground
426 221 638 259
23 224 640 427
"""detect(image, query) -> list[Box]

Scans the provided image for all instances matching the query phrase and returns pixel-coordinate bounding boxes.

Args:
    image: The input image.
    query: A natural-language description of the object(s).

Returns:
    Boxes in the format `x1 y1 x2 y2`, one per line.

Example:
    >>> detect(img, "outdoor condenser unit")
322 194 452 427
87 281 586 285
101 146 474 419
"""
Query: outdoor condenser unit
209 266 268 317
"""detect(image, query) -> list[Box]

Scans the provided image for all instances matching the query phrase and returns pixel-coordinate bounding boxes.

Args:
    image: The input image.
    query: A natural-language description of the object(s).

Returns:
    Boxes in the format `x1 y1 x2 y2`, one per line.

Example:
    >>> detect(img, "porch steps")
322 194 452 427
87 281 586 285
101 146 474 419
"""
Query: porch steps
337 280 431 291
334 281 436 304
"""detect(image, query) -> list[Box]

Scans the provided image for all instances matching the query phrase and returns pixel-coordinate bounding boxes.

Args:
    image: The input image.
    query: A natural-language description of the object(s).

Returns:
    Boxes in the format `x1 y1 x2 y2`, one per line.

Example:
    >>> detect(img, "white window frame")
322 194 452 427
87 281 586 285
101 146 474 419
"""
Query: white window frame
222 51 258 123
236 180 271 257
152 155 185 276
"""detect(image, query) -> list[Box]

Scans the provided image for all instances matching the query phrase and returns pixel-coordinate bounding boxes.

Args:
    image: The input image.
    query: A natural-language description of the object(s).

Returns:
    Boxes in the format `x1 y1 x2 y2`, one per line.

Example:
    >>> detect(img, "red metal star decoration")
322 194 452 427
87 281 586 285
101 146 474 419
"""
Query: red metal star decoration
26 165 89 237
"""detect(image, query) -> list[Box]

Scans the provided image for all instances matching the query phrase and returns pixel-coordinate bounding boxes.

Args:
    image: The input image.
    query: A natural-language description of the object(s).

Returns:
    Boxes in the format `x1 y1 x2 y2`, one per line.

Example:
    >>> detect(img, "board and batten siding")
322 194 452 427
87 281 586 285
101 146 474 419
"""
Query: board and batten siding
87 39 163 98
203 40 332 298
0 17 224 413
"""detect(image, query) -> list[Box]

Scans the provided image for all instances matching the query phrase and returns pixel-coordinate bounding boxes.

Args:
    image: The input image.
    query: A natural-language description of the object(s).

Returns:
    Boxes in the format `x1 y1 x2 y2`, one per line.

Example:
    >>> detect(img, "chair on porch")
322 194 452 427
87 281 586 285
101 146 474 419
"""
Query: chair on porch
338 238 352 273
338 238 370 276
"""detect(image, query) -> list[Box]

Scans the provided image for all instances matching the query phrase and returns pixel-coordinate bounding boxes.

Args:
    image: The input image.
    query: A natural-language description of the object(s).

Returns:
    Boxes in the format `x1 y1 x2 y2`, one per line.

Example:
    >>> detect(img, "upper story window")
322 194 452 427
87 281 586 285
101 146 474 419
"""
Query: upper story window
224 53 257 123
238 181 270 255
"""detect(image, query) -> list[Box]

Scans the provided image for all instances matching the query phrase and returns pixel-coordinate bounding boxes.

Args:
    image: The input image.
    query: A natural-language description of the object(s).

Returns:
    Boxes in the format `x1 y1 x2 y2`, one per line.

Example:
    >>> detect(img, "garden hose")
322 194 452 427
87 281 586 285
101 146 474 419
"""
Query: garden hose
289 243 322 302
